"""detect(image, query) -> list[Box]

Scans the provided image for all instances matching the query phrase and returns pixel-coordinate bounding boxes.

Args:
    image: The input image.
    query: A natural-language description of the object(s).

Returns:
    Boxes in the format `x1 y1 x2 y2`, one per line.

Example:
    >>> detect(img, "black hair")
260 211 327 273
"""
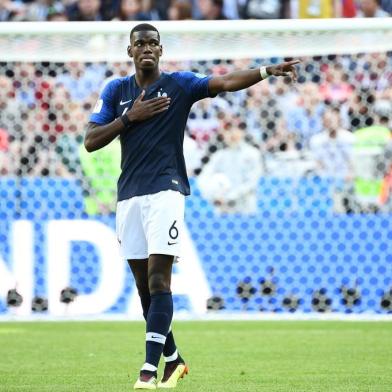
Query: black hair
130 23 160 42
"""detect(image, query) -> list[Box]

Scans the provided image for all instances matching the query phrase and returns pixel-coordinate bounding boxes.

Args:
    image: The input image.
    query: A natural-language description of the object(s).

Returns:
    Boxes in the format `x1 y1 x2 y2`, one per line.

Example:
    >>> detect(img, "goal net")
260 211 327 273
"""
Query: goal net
0 20 392 318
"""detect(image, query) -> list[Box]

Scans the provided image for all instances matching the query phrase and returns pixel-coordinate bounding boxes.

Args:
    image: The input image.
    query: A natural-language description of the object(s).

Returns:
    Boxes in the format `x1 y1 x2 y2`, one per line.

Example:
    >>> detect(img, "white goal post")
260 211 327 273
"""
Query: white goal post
0 19 392 62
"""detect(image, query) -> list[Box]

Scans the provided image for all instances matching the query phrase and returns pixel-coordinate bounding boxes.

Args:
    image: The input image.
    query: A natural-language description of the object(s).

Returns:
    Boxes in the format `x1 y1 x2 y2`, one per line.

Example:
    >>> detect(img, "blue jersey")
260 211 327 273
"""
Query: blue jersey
90 71 213 201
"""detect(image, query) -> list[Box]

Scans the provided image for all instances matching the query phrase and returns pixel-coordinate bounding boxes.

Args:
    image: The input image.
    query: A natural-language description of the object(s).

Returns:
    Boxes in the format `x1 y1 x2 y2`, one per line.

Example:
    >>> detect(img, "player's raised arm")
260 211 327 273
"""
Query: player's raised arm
84 90 171 152
208 60 300 96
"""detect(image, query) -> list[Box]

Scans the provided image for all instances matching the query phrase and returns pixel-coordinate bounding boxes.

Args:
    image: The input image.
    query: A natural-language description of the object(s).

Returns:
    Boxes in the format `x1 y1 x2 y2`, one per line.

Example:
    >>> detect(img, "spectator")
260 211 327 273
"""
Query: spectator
340 0 357 17
379 126 392 210
79 137 121 214
286 82 325 148
0 76 21 139
238 0 290 19
168 0 193 19
265 118 298 153
372 53 392 92
55 102 86 176
374 99 392 124
12 63 39 109
0 127 9 175
66 0 104 21
187 99 220 146
245 82 282 145
274 76 299 111
198 0 227 19
354 106 391 211
356 0 390 17
10 109 67 177
0 0 13 21
380 0 392 13
56 62 105 102
47 6 69 20
243 90 264 145
114 0 152 20
346 87 375 131
198 116 262 214
142 0 170 19
100 0 121 19
373 100 392 186
24 0 65 21
296 0 358 18
320 63 353 104
223 0 240 18
105 61 134 80
0 0 26 21
310 107 355 212
310 107 355 178
46 84 74 135
297 0 336 18
195 0 239 18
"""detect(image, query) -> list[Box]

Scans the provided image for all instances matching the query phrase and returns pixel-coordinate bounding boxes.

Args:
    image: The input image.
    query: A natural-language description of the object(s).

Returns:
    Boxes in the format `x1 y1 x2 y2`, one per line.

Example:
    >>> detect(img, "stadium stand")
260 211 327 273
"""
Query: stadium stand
0 0 390 21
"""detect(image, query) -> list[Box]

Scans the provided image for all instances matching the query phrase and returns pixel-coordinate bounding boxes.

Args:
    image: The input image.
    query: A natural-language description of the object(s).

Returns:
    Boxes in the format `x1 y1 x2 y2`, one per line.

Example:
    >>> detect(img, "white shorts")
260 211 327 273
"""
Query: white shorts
116 190 185 260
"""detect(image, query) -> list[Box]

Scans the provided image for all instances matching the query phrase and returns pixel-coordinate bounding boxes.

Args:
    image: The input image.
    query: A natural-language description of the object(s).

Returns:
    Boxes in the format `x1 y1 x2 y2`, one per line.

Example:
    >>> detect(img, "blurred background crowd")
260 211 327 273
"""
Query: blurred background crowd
0 0 391 22
1 1 392 218
1 53 391 214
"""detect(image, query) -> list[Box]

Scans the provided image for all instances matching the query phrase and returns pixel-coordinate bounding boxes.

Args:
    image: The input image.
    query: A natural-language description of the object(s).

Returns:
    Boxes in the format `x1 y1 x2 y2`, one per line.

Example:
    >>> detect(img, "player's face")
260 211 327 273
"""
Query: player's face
128 31 162 70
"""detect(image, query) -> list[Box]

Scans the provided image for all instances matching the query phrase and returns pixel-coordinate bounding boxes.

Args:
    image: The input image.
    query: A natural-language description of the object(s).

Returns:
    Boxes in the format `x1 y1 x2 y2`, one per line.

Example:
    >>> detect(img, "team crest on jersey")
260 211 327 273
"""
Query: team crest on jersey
157 88 168 98
93 99 103 113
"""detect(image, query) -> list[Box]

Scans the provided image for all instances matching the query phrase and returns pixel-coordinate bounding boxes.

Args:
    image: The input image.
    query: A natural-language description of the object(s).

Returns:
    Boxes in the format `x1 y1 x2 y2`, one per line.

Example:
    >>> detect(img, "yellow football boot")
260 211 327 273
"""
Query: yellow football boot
133 372 157 390
157 362 189 388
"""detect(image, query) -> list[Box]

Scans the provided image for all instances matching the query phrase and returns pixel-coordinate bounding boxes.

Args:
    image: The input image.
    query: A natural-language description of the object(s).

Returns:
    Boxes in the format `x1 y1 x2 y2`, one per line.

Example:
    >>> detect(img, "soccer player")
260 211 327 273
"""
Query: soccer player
85 23 299 390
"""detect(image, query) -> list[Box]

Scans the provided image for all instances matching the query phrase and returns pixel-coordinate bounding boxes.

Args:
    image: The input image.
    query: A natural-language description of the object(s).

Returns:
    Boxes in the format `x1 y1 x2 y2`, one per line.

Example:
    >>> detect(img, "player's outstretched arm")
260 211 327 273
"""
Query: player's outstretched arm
84 90 170 152
208 60 300 96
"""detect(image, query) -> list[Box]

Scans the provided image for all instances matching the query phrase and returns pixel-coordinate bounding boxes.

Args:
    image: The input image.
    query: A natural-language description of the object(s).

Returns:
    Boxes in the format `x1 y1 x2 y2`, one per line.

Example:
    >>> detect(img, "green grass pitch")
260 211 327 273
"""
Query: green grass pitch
1 321 391 391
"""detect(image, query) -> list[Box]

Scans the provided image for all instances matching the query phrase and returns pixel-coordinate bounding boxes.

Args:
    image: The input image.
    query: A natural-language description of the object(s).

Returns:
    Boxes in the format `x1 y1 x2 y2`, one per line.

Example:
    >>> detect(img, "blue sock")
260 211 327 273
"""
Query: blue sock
144 292 173 368
139 292 178 359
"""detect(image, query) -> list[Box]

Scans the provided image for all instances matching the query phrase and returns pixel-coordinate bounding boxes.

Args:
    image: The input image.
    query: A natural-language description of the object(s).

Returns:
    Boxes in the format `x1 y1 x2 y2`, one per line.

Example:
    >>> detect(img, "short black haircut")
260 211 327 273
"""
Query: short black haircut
130 23 160 42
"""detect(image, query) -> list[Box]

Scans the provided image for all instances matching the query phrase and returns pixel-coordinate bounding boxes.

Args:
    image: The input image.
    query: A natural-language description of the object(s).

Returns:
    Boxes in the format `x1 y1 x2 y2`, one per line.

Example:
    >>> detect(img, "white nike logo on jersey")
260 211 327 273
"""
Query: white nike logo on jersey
120 99 132 105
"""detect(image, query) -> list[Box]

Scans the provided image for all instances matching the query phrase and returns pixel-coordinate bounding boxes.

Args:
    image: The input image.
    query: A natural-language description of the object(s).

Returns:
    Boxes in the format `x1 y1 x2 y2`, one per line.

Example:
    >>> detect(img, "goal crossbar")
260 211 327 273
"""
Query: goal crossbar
0 19 391 62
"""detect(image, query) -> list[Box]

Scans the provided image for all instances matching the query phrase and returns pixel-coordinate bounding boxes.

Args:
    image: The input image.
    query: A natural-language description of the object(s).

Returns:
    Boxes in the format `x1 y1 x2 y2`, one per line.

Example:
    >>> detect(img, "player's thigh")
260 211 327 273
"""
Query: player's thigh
116 197 148 259
143 190 185 257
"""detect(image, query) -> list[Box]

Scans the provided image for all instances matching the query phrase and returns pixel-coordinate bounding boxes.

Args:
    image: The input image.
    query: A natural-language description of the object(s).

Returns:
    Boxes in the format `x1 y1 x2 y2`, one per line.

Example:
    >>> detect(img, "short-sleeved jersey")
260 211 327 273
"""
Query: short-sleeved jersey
90 71 213 201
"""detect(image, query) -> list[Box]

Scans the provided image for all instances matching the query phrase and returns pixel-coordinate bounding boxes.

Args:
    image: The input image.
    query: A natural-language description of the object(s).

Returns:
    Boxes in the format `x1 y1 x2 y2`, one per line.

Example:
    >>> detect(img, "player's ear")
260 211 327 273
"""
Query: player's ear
159 44 163 57
127 45 133 58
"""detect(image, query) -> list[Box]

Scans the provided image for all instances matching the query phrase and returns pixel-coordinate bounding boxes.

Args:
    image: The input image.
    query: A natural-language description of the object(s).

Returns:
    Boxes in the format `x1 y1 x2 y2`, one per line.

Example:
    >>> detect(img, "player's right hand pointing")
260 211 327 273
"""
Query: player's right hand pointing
125 90 171 122
266 60 300 82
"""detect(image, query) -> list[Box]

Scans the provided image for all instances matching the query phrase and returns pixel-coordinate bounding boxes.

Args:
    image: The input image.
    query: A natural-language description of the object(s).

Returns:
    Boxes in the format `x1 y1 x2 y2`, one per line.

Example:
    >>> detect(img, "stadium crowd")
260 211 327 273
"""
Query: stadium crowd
0 0 391 22
0 51 391 213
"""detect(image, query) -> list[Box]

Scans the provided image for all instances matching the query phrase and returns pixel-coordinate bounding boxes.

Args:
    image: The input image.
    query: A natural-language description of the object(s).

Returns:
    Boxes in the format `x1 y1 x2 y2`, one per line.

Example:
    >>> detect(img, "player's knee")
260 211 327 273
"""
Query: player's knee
148 273 170 295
